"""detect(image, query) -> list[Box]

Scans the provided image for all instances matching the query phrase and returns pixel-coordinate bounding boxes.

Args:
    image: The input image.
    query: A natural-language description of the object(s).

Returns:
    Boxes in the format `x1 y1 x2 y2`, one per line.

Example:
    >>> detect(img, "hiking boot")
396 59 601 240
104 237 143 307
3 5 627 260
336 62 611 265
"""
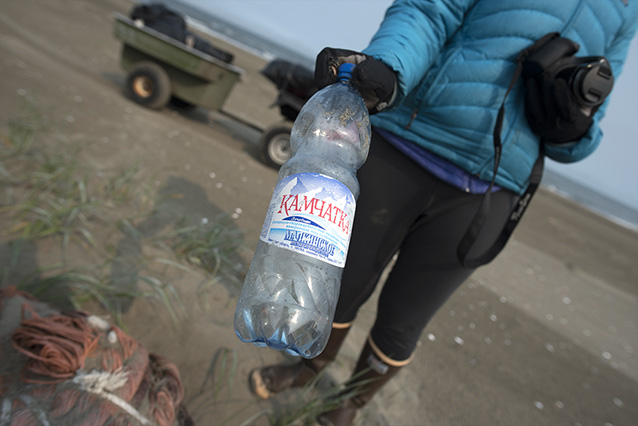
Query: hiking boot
317 337 406 426
249 325 350 399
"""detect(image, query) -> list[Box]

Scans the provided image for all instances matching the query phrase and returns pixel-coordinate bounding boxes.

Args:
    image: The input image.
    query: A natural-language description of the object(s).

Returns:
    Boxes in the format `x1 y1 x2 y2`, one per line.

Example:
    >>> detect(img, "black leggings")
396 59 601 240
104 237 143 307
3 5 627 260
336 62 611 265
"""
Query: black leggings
335 130 519 362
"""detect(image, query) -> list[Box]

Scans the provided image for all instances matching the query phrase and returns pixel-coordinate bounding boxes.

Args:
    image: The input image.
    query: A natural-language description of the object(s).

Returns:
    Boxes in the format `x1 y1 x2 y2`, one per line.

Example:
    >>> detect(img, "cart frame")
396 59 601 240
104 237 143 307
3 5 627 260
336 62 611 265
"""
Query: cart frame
113 13 243 110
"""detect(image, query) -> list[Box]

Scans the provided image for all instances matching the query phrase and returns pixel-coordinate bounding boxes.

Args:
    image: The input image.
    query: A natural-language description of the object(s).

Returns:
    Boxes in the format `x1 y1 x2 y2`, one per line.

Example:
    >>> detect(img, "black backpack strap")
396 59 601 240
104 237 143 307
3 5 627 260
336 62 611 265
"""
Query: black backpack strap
456 34 557 268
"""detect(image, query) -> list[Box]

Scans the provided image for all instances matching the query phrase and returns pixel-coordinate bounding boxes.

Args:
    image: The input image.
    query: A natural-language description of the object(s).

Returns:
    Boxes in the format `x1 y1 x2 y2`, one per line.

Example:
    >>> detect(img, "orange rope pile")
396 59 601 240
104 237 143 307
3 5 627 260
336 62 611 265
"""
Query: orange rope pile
0 286 193 426
12 308 99 383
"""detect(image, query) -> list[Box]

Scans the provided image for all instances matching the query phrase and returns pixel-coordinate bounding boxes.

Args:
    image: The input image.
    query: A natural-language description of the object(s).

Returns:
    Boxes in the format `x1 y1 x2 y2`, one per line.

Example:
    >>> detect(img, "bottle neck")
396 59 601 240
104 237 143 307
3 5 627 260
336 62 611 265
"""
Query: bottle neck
337 63 355 83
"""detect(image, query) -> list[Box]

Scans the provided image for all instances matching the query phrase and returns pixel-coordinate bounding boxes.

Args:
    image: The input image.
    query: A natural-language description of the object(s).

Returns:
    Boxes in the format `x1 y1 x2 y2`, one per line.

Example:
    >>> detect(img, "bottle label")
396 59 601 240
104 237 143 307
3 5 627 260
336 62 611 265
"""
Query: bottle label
260 172 356 268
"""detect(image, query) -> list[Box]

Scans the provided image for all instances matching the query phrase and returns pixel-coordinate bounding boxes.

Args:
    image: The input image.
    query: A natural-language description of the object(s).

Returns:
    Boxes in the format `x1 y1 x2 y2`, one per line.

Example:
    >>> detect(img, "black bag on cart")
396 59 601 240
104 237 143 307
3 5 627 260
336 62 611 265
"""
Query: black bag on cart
130 3 234 64
130 3 188 41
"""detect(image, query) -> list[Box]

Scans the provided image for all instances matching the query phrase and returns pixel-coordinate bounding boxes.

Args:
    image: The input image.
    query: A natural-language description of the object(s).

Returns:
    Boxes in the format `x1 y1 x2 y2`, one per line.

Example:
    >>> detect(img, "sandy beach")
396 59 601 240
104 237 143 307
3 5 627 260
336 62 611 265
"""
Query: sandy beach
1 1 636 425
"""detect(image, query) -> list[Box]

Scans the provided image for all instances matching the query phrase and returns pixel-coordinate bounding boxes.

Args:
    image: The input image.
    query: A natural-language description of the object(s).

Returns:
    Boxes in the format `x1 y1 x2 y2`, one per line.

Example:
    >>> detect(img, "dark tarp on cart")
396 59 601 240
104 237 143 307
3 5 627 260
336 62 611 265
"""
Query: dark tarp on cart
130 3 234 64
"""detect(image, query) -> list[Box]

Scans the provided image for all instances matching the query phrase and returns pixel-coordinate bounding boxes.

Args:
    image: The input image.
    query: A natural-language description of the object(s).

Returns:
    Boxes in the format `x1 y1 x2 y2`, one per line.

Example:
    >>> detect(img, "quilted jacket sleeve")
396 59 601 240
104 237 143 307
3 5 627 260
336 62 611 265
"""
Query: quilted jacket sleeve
362 0 477 106
544 16 638 163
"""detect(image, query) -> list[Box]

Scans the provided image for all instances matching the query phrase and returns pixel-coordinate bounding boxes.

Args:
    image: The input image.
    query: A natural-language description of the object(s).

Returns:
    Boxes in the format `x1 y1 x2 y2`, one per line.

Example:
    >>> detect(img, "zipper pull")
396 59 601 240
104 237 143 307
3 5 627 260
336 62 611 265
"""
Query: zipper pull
406 108 418 129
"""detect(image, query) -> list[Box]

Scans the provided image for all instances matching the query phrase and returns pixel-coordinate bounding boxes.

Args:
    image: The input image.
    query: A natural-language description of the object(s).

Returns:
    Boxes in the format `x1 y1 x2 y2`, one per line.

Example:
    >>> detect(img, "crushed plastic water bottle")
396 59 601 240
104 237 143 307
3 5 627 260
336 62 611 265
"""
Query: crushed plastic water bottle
234 63 371 358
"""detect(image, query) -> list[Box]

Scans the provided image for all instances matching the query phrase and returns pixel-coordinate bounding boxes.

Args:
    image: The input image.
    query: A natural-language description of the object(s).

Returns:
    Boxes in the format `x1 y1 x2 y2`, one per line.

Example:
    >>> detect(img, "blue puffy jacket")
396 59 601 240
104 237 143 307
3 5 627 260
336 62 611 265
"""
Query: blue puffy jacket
363 0 638 195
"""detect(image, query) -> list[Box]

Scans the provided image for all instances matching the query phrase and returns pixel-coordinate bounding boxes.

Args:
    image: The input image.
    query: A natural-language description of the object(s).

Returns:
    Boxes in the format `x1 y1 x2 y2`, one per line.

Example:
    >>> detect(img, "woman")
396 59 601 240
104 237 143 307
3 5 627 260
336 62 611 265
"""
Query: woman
250 1 638 425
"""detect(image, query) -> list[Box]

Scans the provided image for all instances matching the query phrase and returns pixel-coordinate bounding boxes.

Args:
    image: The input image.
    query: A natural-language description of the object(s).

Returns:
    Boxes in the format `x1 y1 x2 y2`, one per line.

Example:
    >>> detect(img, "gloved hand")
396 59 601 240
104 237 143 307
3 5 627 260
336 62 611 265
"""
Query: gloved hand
524 77 596 144
315 47 397 114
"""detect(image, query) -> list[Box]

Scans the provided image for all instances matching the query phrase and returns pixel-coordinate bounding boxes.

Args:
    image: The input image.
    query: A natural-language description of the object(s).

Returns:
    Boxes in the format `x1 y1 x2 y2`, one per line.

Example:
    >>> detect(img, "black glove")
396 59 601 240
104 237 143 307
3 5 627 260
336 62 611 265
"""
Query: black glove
315 47 397 114
524 77 596 144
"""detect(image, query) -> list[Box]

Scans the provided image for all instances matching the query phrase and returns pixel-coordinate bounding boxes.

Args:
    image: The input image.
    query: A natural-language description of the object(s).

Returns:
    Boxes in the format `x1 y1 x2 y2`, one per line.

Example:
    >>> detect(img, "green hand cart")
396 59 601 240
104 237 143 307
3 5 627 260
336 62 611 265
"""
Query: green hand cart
113 13 243 111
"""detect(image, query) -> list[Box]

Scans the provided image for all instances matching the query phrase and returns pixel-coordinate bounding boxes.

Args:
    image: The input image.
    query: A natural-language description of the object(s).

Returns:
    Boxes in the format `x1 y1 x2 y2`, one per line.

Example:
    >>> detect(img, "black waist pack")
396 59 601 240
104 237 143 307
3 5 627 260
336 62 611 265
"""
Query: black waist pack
522 32 614 144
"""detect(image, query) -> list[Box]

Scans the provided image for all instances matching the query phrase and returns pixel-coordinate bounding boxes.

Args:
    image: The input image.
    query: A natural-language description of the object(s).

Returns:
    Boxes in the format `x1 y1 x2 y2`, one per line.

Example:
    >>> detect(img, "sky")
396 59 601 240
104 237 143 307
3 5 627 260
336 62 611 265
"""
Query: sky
181 0 638 210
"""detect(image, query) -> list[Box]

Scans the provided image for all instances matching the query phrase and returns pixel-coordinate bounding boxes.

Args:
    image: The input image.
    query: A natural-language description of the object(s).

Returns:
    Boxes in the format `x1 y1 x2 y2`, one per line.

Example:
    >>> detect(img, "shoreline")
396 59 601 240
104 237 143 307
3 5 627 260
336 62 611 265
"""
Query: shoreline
542 184 638 232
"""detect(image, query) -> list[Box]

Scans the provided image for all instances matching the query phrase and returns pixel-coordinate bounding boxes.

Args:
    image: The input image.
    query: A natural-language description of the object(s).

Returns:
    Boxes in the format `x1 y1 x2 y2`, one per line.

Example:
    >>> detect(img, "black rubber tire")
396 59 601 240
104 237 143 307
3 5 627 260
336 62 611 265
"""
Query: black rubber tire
259 124 293 169
125 62 172 109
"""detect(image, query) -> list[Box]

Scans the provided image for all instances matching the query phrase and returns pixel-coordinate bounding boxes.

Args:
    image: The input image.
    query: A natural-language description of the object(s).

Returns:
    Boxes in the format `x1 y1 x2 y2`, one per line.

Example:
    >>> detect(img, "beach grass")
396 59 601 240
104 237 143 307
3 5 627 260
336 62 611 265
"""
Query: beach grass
269 366 376 426
0 113 244 327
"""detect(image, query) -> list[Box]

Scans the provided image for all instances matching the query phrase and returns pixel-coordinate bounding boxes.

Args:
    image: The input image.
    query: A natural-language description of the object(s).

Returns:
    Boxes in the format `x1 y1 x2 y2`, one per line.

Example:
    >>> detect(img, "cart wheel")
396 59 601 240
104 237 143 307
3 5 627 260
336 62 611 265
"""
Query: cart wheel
259 124 293 169
125 62 171 109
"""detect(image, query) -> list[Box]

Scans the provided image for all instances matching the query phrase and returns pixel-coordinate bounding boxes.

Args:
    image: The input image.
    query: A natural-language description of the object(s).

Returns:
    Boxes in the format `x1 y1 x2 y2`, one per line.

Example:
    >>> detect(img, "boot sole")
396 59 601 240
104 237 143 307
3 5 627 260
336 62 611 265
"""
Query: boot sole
249 368 275 399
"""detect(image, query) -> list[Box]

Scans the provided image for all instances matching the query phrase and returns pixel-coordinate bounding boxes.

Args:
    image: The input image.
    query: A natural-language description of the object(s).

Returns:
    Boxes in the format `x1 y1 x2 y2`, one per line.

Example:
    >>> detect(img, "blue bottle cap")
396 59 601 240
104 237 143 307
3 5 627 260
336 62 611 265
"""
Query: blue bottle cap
337 63 355 82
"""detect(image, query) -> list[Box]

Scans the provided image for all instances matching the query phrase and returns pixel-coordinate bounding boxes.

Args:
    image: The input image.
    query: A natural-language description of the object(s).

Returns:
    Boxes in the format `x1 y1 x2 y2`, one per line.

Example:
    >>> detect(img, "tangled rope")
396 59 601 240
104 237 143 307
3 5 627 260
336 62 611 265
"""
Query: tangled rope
0 286 193 426
12 307 100 383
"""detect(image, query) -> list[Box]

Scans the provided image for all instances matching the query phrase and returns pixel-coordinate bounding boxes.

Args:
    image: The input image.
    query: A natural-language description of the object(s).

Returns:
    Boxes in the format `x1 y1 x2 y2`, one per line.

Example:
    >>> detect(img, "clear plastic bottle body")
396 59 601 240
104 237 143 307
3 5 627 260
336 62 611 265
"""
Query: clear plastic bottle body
234 72 370 359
